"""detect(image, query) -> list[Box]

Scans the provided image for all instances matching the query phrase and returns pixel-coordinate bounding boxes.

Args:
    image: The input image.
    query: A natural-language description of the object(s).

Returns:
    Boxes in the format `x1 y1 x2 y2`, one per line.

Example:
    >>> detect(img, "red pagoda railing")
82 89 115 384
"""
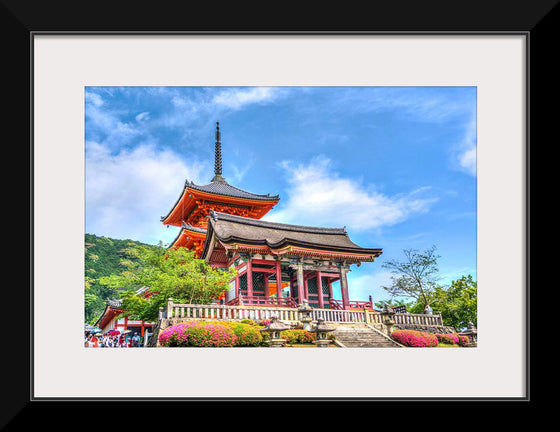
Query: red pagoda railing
329 298 374 310
225 296 372 310
225 295 298 308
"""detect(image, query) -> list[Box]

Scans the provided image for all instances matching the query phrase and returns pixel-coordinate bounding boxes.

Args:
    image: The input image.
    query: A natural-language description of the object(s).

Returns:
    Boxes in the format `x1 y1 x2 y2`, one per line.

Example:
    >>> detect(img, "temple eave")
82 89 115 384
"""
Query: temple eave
161 187 279 227
218 242 380 262
167 224 208 257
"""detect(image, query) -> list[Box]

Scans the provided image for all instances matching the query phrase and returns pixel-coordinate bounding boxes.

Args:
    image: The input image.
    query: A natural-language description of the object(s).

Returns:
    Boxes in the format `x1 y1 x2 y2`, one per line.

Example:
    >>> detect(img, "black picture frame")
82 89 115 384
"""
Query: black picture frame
4 0 552 426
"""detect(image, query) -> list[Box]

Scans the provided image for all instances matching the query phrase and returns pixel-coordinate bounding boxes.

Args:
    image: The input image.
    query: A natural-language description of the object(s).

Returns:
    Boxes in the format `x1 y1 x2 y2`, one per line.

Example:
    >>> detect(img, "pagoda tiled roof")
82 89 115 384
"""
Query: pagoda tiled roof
181 222 208 233
167 222 208 250
203 211 382 258
185 178 280 202
106 299 123 308
160 178 279 225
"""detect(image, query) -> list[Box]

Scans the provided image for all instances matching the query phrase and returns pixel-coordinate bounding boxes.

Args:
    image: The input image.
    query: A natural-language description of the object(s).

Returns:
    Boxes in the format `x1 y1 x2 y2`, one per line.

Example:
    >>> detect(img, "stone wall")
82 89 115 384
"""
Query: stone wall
393 323 456 334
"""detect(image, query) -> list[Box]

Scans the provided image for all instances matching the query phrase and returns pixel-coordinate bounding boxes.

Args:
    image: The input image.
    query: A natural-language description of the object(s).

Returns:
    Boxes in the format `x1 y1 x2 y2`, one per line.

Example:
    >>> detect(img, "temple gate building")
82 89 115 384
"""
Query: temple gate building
202 211 382 310
162 122 383 310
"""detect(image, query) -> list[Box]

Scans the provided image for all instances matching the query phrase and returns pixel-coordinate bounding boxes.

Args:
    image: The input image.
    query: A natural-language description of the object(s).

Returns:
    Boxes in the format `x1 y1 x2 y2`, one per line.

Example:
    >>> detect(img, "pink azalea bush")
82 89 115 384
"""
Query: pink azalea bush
391 329 439 347
435 333 460 345
158 321 238 347
435 333 472 346
158 320 264 347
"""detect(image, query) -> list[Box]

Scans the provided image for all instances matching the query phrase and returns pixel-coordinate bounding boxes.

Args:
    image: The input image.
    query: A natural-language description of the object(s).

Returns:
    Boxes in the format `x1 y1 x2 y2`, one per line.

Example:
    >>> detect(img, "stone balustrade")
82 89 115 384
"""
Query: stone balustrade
160 299 444 327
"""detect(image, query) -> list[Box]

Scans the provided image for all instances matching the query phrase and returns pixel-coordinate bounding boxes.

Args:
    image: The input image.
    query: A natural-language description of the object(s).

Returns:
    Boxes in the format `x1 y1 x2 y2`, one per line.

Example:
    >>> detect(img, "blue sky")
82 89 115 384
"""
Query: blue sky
85 86 477 303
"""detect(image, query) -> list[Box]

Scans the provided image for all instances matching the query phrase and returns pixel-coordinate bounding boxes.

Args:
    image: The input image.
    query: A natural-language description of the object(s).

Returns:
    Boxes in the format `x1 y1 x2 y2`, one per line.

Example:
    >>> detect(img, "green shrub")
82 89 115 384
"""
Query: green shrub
231 322 263 346
281 329 316 344
240 319 256 326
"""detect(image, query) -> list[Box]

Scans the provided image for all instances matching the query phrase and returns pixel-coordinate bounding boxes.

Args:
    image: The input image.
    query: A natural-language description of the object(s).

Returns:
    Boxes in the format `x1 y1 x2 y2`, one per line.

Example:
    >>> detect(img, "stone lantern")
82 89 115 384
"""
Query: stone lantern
310 318 335 348
298 299 314 331
380 303 396 337
260 316 292 347
459 322 478 346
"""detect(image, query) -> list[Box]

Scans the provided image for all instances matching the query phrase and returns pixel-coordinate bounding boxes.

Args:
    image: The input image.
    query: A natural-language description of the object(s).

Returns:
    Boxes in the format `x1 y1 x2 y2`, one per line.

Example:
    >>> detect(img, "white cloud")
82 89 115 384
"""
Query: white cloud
85 141 210 245
323 87 474 124
135 112 150 123
230 162 253 185
212 87 281 109
264 156 438 231
455 117 477 177
85 91 143 148
85 91 104 107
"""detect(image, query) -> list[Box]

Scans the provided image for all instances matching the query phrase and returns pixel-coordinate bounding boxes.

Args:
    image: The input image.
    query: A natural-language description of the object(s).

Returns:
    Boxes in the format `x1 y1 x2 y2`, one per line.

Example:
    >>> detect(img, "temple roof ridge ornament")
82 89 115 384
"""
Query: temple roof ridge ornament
211 121 226 183
178 121 279 201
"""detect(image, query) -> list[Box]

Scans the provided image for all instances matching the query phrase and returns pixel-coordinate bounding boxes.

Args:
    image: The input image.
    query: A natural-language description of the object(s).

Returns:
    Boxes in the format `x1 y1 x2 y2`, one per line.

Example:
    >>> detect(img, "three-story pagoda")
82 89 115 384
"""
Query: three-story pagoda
161 122 280 256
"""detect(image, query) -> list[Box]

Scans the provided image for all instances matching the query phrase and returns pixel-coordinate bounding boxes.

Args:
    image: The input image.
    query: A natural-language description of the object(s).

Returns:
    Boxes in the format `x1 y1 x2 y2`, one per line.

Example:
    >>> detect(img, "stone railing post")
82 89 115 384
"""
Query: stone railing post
167 298 173 320
380 304 396 337
298 299 314 331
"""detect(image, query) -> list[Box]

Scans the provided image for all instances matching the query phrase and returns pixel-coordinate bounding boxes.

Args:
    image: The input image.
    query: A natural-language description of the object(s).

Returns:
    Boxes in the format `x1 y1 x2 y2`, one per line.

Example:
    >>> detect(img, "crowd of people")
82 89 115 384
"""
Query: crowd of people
85 331 144 347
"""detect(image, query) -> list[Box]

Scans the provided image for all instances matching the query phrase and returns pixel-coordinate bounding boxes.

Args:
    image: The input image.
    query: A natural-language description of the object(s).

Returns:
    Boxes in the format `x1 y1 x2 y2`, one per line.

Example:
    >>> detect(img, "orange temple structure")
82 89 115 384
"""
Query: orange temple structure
162 122 383 310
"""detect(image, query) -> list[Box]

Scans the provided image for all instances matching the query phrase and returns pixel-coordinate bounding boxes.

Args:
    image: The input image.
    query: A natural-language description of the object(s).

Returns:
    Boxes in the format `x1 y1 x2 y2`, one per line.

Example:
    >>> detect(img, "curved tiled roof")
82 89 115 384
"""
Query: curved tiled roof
185 178 280 202
167 223 207 249
209 211 348 235
205 211 382 256
181 223 208 233
160 178 279 224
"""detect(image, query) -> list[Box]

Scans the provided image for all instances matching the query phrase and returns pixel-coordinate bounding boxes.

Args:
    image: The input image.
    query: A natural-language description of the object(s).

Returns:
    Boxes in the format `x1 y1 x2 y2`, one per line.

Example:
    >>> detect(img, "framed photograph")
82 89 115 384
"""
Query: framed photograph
5 0 550 424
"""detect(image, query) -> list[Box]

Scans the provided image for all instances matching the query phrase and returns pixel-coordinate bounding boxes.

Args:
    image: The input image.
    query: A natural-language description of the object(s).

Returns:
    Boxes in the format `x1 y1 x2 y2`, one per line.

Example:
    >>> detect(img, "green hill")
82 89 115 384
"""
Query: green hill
84 233 150 324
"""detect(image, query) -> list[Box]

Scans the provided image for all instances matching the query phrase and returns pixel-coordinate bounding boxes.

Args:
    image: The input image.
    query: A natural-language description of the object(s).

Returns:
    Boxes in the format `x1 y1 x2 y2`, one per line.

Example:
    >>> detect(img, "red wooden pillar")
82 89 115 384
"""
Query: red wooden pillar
264 273 270 299
246 256 253 299
339 264 350 310
304 272 309 300
316 271 324 308
276 259 283 299
235 274 240 297
296 260 305 302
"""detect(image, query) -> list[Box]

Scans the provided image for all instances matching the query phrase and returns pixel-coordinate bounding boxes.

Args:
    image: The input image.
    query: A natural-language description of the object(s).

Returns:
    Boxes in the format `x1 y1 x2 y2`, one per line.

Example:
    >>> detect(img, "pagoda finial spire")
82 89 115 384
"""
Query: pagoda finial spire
212 121 226 182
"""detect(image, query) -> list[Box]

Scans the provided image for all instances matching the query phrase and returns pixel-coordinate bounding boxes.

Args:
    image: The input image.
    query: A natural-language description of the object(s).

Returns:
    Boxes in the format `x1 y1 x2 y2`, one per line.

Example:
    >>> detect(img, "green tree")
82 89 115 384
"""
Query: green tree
431 275 477 330
84 275 105 324
84 234 146 323
380 245 441 307
373 298 415 310
98 244 236 322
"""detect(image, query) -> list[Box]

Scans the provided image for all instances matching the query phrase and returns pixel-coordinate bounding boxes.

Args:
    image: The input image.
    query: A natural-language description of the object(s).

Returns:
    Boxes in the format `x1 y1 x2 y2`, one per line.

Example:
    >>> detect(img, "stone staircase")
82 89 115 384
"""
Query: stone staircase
332 323 403 347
